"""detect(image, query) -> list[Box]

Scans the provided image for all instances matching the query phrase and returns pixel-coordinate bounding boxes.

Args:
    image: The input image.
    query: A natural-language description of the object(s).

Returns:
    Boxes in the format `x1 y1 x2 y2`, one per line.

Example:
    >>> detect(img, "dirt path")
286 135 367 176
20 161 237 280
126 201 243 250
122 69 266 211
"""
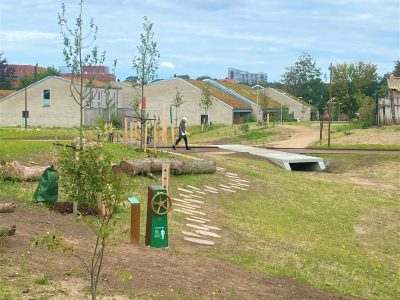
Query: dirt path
266 124 321 148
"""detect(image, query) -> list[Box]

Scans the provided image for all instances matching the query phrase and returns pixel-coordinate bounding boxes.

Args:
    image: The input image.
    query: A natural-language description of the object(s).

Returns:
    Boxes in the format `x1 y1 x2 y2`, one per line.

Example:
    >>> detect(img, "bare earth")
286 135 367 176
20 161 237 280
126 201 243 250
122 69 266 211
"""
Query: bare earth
0 201 359 299
266 124 322 148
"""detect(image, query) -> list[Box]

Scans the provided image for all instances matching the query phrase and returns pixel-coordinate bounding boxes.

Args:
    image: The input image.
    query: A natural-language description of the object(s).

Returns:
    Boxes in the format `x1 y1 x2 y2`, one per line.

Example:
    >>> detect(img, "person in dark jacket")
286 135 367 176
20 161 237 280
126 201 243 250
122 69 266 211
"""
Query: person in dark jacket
172 117 191 150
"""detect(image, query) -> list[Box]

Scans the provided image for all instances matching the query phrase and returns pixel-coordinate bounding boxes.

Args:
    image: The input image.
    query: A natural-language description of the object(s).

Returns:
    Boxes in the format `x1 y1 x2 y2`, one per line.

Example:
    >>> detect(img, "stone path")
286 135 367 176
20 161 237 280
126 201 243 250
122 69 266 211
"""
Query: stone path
172 168 252 246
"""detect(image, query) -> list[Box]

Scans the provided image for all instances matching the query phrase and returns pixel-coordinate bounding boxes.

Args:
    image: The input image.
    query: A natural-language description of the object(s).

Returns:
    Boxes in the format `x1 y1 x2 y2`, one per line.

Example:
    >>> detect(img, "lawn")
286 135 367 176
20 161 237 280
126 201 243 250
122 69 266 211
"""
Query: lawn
1 127 399 299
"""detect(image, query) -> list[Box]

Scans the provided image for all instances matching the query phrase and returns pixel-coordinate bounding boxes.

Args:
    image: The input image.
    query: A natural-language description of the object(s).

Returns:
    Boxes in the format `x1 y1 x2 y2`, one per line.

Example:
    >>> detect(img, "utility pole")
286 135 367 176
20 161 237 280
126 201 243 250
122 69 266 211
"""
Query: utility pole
24 86 27 129
328 63 334 147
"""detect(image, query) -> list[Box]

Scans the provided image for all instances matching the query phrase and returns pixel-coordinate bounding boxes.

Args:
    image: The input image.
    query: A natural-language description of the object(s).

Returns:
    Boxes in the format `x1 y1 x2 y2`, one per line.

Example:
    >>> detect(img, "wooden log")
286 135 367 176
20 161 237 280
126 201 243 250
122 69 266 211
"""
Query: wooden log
0 225 16 237
0 202 17 213
120 158 216 176
0 161 47 181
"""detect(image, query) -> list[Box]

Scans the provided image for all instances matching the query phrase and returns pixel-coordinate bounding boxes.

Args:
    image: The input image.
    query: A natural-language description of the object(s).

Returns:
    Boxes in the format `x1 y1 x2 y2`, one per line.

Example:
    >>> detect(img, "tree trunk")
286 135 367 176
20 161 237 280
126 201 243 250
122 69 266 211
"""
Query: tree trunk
120 158 216 176
0 225 16 237
0 202 17 213
0 161 46 181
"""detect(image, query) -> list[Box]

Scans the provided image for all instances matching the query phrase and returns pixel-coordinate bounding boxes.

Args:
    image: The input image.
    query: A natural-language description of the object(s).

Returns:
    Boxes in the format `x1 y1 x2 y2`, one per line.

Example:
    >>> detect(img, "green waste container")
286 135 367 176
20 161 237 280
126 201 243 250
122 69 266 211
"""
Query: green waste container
33 166 59 204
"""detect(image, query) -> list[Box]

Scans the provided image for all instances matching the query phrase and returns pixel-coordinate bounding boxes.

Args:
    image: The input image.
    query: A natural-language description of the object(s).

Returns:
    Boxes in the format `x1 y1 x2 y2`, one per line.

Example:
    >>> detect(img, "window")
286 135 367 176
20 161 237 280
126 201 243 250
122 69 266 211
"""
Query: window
43 90 51 106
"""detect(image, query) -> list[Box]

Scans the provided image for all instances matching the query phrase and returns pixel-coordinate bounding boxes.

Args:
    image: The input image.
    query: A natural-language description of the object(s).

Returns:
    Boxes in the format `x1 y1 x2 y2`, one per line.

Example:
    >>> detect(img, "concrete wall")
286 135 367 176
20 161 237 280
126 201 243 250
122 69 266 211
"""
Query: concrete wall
0 76 120 127
0 77 81 127
142 78 234 126
267 88 311 121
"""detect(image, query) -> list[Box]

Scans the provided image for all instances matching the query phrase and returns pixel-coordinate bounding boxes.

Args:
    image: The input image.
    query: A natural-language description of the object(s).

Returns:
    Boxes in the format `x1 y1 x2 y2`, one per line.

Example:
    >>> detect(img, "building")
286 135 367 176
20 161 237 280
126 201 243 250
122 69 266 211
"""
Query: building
8 64 46 85
378 76 400 125
0 76 121 127
228 68 267 85
139 77 253 126
59 65 116 82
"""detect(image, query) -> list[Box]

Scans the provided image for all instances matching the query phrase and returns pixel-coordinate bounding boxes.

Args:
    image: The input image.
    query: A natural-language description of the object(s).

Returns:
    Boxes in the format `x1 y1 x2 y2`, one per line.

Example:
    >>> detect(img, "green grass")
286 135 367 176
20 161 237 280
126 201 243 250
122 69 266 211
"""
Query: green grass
312 144 400 150
1 127 399 299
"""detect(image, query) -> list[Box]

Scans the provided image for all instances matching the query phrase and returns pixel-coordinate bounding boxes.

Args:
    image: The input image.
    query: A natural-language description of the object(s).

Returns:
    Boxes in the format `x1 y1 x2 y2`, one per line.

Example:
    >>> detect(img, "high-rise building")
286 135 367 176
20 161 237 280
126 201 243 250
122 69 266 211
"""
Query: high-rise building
228 68 267 85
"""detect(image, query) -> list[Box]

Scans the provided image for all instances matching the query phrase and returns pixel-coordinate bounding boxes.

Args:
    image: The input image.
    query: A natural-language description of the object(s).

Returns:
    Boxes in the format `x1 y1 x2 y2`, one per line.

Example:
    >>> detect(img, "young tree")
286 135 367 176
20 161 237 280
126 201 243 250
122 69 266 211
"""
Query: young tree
58 0 106 145
199 86 213 116
0 53 15 90
132 16 160 148
171 89 185 127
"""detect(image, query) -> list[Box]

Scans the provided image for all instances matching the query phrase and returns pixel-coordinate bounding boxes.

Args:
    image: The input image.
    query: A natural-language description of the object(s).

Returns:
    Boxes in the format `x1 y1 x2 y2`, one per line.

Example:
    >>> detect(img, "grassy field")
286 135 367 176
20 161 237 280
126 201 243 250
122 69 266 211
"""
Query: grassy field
1 128 399 299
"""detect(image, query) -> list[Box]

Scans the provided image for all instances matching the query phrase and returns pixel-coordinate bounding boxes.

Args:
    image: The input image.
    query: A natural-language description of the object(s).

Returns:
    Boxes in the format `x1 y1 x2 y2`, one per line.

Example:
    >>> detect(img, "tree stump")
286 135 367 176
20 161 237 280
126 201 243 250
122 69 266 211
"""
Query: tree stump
0 202 17 238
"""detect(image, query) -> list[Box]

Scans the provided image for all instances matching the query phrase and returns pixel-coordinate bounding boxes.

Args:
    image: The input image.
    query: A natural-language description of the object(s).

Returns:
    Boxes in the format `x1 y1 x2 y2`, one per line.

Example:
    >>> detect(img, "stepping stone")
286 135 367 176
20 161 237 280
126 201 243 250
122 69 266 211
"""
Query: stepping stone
226 172 239 176
173 209 194 215
202 224 222 231
190 194 204 199
179 193 193 198
204 189 218 194
181 231 201 237
230 178 250 183
183 237 215 246
229 185 248 191
194 190 207 195
204 185 218 191
220 187 236 193
186 185 201 191
191 216 210 222
174 203 200 210
183 209 206 216
186 223 210 231
195 230 221 238
181 198 205 204
172 198 194 204
228 179 250 186
185 218 206 224
219 184 232 189
178 188 193 194
216 167 225 171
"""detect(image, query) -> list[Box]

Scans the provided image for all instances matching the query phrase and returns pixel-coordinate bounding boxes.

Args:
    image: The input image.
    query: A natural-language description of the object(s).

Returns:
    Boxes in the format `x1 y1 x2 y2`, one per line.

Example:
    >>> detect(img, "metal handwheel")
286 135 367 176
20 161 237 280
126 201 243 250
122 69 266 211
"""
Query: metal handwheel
150 192 172 216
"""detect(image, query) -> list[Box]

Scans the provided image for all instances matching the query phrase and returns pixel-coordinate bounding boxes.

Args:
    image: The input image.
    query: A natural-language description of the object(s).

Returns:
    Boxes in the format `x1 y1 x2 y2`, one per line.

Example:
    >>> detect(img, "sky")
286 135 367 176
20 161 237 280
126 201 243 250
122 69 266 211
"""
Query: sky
0 0 399 82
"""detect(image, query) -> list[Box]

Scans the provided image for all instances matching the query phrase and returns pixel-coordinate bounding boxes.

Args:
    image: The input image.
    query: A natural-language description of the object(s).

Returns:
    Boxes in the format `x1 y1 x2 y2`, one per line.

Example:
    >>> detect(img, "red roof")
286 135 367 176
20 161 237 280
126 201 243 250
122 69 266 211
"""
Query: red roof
8 64 46 77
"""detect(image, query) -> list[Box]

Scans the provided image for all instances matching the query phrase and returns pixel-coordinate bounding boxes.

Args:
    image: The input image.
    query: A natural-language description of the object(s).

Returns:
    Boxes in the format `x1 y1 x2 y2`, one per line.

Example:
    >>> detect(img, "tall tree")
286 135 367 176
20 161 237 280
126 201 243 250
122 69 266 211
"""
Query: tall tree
58 0 106 145
0 53 15 90
332 61 378 120
132 16 160 148
281 53 327 112
393 59 400 77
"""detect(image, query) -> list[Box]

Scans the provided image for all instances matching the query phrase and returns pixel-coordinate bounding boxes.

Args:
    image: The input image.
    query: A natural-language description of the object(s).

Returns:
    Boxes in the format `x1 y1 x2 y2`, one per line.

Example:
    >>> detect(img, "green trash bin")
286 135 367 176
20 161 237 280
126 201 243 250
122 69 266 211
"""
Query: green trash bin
33 166 59 204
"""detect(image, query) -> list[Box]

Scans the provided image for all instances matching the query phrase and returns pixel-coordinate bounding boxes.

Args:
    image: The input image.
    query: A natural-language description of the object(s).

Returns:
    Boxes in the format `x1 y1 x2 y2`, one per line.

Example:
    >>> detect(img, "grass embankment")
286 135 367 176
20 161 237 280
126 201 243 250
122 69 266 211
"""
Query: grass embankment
1 128 399 299
314 124 400 150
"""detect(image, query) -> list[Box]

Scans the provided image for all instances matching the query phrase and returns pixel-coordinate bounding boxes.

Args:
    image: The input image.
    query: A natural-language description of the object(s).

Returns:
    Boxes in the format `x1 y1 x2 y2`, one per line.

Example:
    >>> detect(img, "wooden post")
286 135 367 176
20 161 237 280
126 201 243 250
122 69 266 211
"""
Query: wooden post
128 197 140 246
144 120 148 152
124 117 128 144
130 121 133 142
161 163 170 192
153 120 157 152
161 105 168 146
171 125 175 146
266 112 270 128
320 119 324 141
73 151 79 217
134 121 138 143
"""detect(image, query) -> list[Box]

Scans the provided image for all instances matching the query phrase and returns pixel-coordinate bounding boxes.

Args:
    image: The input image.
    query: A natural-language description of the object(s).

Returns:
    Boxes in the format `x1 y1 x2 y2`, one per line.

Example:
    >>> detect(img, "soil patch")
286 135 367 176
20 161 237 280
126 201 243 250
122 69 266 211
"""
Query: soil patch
48 202 98 216
0 204 360 299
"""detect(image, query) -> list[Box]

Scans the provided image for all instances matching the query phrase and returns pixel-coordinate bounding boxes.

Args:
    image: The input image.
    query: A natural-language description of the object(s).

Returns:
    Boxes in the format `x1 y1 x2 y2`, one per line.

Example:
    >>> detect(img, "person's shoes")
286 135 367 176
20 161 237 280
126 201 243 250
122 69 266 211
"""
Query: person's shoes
172 145 176 150
186 147 192 150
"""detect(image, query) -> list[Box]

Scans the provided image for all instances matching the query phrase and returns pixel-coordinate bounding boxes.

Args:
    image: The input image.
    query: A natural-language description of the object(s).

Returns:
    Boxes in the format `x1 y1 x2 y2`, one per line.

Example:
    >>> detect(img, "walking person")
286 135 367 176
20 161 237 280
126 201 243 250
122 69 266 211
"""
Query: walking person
172 117 191 150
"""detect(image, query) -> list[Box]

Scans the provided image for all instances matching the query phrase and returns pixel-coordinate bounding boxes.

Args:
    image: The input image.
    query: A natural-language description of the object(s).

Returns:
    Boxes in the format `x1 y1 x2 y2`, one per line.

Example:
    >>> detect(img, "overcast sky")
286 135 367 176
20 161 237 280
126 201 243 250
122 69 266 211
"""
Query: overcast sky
0 0 399 82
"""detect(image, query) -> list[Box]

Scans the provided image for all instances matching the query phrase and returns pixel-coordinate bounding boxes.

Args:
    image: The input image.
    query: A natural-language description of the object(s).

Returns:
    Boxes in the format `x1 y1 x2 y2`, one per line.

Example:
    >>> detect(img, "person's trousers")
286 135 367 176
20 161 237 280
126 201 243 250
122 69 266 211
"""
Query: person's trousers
174 135 189 149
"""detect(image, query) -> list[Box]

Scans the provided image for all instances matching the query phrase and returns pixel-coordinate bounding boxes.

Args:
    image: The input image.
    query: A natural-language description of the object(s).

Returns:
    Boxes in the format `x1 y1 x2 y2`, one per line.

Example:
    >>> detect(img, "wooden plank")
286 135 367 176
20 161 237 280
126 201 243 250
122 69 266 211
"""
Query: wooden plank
190 216 211 222
183 237 215 245
177 187 194 194
161 163 170 192
186 223 210 231
181 231 201 237
195 230 221 238
174 203 201 210
204 185 218 191
190 194 204 199
186 185 201 191
185 218 207 224
219 187 236 193
179 193 192 198
202 224 221 231
173 208 194 215
204 189 218 194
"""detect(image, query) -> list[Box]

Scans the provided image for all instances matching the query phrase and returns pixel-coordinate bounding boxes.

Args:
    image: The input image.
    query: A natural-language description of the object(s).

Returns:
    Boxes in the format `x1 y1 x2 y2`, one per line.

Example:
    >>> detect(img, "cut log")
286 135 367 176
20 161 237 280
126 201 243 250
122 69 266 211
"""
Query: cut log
0 202 17 213
0 225 16 237
0 161 47 181
120 158 216 176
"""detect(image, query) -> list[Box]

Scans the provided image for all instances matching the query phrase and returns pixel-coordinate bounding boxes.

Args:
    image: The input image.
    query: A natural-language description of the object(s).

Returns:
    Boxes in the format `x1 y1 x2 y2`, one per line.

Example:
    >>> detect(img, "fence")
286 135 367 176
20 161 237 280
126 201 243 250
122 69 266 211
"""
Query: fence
377 98 400 125
84 108 136 127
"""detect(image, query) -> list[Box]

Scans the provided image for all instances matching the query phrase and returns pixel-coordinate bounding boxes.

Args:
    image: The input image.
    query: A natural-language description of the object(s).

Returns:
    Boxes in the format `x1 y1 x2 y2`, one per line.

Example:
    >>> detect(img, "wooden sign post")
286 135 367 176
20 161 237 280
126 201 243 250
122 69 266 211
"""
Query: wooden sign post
161 163 170 192
128 197 140 246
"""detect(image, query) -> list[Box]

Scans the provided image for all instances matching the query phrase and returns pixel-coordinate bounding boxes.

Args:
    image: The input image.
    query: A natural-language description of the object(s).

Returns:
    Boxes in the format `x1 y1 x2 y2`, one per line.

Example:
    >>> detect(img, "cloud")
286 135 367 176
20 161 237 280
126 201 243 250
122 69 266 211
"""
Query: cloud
160 61 176 69
0 30 58 42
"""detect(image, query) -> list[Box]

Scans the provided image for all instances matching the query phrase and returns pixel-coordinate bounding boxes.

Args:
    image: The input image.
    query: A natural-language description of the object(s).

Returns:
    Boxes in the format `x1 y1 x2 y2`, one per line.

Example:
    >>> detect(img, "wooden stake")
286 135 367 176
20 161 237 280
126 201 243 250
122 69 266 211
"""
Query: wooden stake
131 201 140 245
129 121 133 142
124 117 128 144
161 105 168 146
144 120 148 152
161 163 170 192
153 120 157 152
171 125 175 145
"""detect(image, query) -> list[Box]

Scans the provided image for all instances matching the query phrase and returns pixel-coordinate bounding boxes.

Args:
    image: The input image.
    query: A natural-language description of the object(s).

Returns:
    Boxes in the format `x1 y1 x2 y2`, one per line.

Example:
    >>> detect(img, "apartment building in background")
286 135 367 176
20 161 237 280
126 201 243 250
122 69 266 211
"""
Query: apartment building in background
228 68 267 85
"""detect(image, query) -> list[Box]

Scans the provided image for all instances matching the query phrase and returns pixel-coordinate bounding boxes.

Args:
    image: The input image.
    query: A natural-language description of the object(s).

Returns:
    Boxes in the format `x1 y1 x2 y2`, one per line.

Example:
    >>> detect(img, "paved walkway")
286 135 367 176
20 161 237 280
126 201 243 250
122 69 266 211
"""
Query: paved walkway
217 144 326 171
